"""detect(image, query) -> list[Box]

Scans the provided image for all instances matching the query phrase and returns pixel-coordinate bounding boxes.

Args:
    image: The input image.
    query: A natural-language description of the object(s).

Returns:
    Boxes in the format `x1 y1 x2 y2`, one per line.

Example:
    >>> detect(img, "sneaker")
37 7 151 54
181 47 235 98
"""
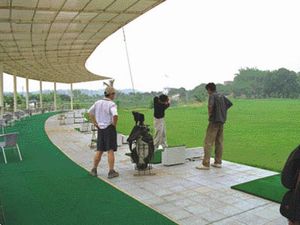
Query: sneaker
90 168 97 177
196 164 210 170
211 163 222 168
108 170 119 179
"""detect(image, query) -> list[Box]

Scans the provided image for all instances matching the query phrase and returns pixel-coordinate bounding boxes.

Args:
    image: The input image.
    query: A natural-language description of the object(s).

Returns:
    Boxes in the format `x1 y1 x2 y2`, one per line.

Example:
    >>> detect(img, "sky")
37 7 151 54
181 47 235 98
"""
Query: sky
4 0 300 93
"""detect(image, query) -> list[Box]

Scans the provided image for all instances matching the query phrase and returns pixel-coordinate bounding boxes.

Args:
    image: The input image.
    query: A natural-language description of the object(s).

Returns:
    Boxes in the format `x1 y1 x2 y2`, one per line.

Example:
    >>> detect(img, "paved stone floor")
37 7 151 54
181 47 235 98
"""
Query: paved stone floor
45 115 287 225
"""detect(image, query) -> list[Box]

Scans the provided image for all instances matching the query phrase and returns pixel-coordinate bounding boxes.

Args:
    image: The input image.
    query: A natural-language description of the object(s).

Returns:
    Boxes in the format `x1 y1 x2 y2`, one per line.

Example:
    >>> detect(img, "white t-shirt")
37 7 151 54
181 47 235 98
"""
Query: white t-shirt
88 98 118 129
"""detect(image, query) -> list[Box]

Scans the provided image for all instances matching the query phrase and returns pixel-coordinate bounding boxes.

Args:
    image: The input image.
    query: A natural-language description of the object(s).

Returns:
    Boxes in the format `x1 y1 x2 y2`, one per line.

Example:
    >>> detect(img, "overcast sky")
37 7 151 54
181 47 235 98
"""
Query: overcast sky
4 0 300 93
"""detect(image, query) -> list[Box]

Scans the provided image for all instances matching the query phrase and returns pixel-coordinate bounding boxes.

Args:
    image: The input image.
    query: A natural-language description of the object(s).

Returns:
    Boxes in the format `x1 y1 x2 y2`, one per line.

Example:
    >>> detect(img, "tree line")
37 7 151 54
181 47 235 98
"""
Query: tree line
231 67 300 98
191 67 300 101
3 67 300 111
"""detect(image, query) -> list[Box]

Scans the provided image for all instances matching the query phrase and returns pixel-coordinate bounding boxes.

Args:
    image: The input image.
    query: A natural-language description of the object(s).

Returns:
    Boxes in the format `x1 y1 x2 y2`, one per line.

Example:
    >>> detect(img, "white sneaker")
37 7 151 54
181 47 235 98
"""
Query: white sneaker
196 164 210 170
211 163 222 168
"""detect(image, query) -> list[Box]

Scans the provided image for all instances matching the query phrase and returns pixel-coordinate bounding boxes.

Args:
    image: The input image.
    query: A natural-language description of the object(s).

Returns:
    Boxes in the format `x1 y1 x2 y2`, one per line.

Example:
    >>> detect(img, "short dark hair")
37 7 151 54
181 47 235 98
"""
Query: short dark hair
104 90 115 97
159 94 169 103
205 83 216 91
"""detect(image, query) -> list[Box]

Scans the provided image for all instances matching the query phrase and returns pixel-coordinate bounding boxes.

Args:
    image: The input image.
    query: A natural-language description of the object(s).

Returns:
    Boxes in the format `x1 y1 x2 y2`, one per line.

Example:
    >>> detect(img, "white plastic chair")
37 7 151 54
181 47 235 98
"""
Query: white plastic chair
80 122 90 132
0 133 22 164
65 112 74 124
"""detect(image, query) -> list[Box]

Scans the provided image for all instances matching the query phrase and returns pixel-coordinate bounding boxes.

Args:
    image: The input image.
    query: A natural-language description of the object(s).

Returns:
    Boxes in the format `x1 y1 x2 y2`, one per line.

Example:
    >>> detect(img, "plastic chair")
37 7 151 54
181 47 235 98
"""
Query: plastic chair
3 114 14 126
0 133 22 164
0 119 6 134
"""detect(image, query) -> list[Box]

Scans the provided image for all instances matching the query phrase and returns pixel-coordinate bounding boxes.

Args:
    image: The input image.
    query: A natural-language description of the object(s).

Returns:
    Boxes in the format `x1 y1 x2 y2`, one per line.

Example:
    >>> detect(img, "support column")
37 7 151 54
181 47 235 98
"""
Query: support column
26 77 29 110
39 80 43 110
0 64 3 118
54 82 57 111
13 74 17 112
70 83 73 110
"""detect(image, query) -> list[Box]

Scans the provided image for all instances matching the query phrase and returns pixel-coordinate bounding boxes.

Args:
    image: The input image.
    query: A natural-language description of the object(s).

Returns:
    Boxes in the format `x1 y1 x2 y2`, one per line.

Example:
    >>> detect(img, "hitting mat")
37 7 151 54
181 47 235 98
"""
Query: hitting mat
231 174 288 203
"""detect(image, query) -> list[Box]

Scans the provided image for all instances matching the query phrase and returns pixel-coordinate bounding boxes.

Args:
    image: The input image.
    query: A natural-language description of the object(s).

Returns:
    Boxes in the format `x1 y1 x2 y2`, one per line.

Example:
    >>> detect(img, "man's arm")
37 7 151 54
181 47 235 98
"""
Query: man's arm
112 115 118 127
165 96 170 108
208 104 213 117
224 97 233 109
208 95 214 117
110 103 118 127
153 96 159 107
88 113 99 128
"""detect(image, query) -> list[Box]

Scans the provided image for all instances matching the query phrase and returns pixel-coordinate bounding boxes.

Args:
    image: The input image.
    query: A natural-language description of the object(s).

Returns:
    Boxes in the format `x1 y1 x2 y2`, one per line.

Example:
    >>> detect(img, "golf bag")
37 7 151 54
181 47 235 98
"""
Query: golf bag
127 112 154 170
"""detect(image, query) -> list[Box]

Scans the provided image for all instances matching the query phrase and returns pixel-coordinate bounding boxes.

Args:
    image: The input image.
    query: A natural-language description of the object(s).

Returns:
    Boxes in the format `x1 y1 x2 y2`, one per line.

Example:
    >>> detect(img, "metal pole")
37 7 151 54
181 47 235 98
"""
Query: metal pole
70 83 73 110
13 74 17 112
0 64 3 118
26 77 29 110
54 82 57 111
122 27 135 93
39 80 43 110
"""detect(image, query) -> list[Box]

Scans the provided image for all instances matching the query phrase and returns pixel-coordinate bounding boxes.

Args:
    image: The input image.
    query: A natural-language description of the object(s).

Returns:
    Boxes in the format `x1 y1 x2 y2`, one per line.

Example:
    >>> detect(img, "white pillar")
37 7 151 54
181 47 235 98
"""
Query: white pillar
13 74 17 112
70 83 73 110
54 82 57 111
26 77 29 110
0 64 3 118
39 80 43 109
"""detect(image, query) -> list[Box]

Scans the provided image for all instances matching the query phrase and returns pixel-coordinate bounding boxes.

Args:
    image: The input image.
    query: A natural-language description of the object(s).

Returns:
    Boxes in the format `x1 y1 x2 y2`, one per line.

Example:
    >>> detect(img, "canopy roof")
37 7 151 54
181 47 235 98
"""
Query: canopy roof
0 0 164 83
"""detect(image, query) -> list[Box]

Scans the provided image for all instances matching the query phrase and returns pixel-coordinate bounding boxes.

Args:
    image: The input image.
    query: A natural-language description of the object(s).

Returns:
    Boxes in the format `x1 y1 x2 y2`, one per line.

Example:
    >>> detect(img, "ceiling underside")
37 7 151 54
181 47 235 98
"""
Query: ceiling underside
0 0 164 83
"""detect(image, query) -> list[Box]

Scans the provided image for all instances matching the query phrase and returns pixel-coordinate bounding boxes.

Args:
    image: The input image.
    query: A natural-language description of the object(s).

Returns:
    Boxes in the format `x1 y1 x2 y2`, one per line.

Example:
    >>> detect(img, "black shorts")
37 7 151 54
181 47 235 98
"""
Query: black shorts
97 125 117 152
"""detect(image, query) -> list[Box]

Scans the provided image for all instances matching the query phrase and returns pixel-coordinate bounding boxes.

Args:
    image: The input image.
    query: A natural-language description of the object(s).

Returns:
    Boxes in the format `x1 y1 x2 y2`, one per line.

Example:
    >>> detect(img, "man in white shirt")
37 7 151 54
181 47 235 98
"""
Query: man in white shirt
88 81 119 179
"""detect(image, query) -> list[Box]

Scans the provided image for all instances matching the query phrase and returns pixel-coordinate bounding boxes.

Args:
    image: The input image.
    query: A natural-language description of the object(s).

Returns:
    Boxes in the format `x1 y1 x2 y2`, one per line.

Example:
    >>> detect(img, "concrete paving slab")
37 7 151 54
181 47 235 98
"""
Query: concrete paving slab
45 115 285 225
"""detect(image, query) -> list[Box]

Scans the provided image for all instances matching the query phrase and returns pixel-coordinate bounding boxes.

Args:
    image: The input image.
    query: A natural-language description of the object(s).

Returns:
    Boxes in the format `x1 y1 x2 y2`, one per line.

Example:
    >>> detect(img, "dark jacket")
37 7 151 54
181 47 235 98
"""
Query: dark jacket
153 96 169 119
209 92 233 123
280 145 300 222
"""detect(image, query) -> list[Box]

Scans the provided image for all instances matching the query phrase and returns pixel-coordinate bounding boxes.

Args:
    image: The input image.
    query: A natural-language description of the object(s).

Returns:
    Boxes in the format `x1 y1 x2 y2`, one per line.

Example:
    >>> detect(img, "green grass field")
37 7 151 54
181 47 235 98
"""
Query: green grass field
117 99 300 172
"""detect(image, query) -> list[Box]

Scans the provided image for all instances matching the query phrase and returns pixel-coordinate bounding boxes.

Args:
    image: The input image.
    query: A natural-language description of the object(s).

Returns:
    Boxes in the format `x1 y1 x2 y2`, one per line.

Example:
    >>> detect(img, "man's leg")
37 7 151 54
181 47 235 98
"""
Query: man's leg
107 150 115 171
93 150 103 168
107 150 119 178
214 124 224 165
106 125 119 179
154 118 163 149
90 150 103 176
202 123 219 167
161 118 168 148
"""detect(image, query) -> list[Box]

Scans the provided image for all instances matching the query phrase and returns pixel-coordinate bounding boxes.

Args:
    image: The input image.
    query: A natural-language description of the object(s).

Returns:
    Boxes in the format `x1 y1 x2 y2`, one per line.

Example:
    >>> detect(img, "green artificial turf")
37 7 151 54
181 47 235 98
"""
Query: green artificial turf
117 99 300 171
0 113 176 225
231 174 288 203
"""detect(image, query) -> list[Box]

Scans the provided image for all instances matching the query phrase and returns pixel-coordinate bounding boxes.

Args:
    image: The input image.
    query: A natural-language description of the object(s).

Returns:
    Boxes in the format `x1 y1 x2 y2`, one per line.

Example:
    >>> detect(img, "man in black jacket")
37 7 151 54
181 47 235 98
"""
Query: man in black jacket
280 145 300 225
196 82 232 170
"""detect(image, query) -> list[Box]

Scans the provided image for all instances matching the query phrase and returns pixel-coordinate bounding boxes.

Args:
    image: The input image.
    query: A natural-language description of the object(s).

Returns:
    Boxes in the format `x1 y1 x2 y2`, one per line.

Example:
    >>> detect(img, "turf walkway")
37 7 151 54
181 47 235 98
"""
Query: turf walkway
0 113 176 225
231 174 288 203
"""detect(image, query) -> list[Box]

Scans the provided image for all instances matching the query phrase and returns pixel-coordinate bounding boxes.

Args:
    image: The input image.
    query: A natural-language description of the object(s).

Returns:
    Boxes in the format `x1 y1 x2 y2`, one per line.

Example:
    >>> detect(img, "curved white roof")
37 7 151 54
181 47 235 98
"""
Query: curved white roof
0 0 164 83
